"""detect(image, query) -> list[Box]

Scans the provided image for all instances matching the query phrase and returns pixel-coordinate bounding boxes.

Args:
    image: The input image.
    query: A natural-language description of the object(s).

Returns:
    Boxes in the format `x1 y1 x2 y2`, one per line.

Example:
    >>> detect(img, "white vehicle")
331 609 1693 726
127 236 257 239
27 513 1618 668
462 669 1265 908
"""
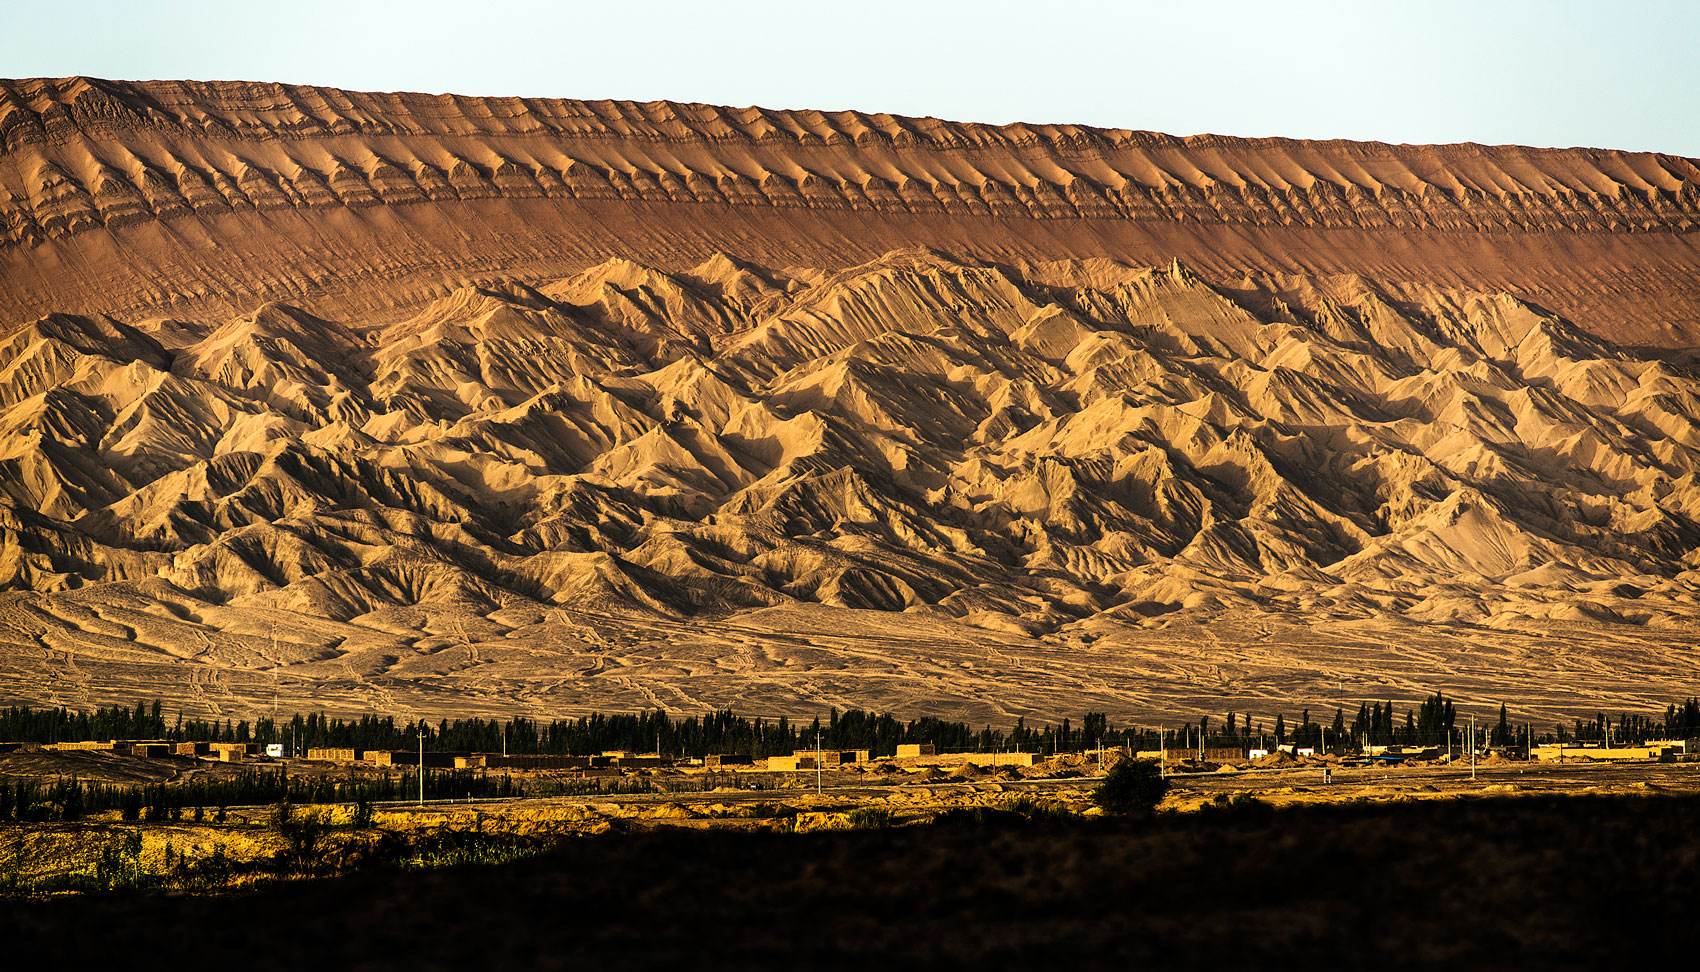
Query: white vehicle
265 743 284 758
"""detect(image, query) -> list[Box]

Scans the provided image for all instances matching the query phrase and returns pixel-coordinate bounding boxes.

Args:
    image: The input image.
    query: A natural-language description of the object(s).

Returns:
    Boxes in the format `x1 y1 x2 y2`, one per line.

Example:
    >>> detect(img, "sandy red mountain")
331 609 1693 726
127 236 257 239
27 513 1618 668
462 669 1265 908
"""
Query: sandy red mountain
0 78 1696 722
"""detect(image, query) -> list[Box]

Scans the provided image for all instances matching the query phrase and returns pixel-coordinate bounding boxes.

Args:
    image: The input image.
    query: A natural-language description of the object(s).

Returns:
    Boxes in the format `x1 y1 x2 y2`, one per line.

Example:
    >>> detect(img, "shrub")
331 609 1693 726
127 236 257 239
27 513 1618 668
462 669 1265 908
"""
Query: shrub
1091 759 1169 815
1000 794 1072 822
401 830 546 870
846 806 894 829
930 805 1028 828
1200 793 1275 822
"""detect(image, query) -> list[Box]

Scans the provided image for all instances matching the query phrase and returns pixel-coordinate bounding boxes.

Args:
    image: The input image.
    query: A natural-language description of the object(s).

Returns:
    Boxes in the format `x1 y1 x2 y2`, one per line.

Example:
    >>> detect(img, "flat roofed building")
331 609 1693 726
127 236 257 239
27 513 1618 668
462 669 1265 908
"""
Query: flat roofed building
308 747 363 762
904 751 1036 768
1532 743 1677 762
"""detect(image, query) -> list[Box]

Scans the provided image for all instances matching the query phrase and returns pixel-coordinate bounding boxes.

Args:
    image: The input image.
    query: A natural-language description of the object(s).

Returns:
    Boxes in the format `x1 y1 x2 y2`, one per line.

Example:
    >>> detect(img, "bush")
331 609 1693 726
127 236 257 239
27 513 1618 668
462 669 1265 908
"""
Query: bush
846 807 894 829
1091 759 1169 815
1000 795 1072 822
1200 793 1275 822
400 830 546 870
931 805 1030 829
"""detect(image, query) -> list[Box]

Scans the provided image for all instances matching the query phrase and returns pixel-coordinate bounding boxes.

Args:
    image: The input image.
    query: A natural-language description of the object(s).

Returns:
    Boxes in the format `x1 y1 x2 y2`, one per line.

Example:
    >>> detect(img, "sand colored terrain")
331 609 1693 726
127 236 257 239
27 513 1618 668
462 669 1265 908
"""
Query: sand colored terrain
0 78 1697 723
2 246 1698 722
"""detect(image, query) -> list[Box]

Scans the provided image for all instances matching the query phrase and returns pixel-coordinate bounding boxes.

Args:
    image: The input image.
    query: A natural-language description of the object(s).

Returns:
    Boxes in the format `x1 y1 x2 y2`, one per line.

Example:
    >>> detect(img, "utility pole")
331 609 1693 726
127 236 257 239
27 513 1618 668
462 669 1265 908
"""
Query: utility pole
270 625 280 748
815 728 823 795
418 724 427 805
1320 724 1328 784
1469 715 1476 782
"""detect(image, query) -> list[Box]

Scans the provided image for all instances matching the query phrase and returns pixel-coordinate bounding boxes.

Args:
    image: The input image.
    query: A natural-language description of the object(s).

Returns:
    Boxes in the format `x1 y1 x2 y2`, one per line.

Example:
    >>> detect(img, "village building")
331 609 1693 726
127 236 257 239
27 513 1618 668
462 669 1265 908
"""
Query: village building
307 747 364 762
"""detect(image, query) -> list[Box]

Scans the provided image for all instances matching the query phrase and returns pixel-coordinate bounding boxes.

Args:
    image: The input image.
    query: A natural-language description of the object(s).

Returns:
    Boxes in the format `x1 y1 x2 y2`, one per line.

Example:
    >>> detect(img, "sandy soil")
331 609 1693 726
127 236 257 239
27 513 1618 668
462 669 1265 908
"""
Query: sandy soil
0 603 1693 724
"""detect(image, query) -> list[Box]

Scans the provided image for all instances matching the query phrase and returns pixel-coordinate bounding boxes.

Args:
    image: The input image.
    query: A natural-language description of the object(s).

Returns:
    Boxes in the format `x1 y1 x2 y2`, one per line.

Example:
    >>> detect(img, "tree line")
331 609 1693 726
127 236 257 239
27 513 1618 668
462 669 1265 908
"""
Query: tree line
1156 693 1700 750
0 702 1132 758
0 766 685 823
4 694 1698 759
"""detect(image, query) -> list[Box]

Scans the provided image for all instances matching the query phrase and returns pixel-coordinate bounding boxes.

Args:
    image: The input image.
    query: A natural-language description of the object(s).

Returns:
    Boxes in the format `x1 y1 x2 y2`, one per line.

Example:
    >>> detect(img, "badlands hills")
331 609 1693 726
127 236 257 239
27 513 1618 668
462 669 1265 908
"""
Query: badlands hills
0 77 1698 723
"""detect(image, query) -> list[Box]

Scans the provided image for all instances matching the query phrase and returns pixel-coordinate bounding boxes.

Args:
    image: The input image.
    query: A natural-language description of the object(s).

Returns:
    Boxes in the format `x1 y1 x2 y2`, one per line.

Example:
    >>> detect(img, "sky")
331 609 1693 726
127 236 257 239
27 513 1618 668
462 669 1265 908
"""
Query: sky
4 0 1697 155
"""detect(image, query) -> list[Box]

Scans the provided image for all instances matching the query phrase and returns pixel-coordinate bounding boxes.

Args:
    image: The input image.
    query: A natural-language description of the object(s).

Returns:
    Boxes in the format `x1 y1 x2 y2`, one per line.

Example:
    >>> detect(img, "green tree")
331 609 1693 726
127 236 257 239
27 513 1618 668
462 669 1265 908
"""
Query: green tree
271 798 327 875
1416 692 1455 744
1091 759 1169 815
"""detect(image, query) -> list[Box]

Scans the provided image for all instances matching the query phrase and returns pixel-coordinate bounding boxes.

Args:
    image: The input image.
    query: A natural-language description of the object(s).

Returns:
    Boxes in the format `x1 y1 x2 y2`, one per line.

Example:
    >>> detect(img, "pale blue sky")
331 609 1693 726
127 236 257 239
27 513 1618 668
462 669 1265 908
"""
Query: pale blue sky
4 0 1696 154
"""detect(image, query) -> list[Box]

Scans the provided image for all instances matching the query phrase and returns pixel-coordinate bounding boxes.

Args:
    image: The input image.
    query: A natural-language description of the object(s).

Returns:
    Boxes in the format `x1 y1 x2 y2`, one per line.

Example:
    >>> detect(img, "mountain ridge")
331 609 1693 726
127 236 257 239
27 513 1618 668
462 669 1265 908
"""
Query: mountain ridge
4 77 1699 350
10 75 1694 156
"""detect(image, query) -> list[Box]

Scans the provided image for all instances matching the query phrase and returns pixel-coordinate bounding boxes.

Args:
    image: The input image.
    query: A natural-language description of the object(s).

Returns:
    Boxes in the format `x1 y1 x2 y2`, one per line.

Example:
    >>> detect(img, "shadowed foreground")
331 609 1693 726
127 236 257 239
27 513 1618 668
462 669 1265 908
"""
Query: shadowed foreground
6 795 1696 969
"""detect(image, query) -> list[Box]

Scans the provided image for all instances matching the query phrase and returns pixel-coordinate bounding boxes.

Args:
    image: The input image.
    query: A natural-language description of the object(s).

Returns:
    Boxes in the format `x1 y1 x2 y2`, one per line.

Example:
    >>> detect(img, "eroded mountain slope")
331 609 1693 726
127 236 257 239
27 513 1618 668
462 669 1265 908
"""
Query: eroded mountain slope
1 248 1696 721
3 77 1700 349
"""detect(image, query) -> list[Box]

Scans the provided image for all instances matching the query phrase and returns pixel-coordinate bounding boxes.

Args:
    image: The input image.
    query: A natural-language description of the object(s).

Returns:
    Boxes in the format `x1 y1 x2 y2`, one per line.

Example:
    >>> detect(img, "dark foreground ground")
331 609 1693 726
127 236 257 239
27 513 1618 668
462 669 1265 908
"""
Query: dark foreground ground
6 794 1697 969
